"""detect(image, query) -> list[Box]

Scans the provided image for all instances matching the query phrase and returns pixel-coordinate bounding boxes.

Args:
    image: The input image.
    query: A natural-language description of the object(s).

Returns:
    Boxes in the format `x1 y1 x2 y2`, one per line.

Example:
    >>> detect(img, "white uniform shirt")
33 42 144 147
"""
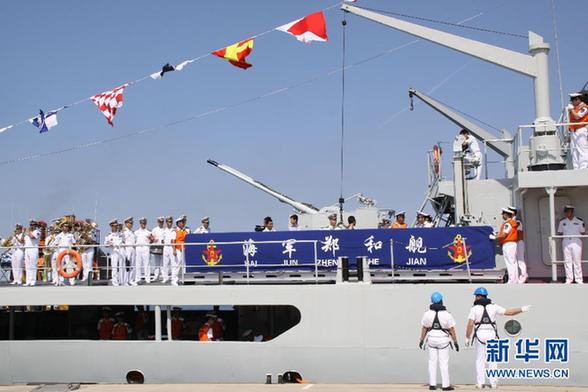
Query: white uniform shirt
421 309 456 345
104 232 123 248
23 228 41 248
263 227 275 232
122 228 136 245
465 136 481 155
162 228 176 245
468 303 505 337
56 232 76 248
516 219 524 237
557 217 586 239
11 233 25 250
134 228 152 246
288 225 301 231
151 226 165 245
194 225 209 234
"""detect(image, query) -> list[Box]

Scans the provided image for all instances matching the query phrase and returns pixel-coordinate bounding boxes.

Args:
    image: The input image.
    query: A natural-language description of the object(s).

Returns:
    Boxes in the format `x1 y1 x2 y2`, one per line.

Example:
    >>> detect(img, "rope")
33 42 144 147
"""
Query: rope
359 6 527 39
339 14 347 218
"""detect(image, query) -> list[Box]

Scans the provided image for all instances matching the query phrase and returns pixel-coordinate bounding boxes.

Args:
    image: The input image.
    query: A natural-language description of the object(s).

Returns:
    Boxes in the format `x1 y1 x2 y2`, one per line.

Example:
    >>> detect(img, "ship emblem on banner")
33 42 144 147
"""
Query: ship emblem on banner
447 234 472 263
202 240 223 266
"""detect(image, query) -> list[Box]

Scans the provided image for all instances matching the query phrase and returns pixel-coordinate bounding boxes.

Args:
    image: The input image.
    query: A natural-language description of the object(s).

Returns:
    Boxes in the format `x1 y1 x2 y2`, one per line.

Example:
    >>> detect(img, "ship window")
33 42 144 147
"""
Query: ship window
0 304 301 342
504 319 522 337
126 370 144 384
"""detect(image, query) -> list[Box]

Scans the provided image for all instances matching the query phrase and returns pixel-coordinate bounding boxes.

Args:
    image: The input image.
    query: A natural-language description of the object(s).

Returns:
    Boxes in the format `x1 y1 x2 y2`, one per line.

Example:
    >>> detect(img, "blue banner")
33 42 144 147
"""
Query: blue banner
184 226 495 272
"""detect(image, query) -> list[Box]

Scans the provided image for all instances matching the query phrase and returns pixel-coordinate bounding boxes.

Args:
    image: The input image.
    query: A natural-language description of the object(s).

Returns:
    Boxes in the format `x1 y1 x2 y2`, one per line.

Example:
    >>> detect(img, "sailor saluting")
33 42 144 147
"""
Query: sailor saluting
419 291 458 391
465 287 531 389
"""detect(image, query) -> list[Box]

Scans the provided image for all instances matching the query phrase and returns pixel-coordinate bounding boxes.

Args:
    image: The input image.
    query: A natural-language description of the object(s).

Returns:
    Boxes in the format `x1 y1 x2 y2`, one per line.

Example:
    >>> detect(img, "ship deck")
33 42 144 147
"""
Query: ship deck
1 384 587 392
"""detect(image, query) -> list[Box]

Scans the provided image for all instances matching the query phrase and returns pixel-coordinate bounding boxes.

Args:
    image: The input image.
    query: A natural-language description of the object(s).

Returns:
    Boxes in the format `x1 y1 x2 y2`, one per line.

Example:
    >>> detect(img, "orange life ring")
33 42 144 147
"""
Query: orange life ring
56 249 82 278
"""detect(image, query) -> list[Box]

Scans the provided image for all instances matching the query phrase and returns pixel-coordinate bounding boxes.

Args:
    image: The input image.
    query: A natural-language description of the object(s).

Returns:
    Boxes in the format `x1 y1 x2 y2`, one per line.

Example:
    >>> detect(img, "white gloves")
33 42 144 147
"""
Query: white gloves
465 337 472 347
489 234 496 240
566 104 574 111
521 305 532 313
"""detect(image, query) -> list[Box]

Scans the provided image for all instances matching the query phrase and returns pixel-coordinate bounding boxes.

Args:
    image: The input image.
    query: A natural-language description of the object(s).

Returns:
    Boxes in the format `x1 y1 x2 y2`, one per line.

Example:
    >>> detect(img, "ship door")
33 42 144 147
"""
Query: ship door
538 195 571 266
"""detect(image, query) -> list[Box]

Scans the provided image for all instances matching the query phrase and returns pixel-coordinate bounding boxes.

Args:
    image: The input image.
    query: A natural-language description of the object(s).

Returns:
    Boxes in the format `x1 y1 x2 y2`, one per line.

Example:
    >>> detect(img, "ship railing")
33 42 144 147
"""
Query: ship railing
547 234 588 282
481 137 513 180
0 240 326 285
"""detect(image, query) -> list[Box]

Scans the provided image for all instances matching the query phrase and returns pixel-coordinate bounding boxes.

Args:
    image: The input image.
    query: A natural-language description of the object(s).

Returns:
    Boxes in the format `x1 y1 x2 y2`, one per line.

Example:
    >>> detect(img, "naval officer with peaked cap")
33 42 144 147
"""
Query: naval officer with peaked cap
134 217 152 284
557 205 585 284
195 217 210 234
419 292 458 391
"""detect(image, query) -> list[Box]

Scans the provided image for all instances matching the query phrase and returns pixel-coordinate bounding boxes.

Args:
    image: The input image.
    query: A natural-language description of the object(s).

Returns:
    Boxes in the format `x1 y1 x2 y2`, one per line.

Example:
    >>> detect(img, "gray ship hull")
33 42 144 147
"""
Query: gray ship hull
0 284 586 386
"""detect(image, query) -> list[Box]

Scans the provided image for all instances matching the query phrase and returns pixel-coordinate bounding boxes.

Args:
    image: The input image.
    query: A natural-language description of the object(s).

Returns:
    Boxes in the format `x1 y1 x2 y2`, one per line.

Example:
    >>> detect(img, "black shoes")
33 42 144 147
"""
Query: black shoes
442 387 455 391
429 387 437 391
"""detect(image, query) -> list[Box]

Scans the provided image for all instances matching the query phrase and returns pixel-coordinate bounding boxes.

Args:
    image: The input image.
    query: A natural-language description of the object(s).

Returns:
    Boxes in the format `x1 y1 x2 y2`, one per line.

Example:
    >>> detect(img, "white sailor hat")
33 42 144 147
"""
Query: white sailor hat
201 216 209 223
175 217 184 223
416 211 427 217
166 216 173 221
507 205 517 213
570 92 582 98
157 216 165 222
395 211 406 217
564 204 575 210
29 219 38 225
501 207 513 214
328 213 337 220
109 219 119 226
178 214 187 221
124 216 133 223
139 217 147 222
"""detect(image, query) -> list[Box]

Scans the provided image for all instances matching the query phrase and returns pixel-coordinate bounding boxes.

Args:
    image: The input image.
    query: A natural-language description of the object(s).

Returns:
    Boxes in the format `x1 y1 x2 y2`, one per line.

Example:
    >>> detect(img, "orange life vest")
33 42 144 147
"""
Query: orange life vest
392 222 407 229
212 319 224 340
175 228 188 250
97 317 114 340
112 322 130 340
569 102 588 131
499 218 518 245
198 324 211 341
171 317 183 339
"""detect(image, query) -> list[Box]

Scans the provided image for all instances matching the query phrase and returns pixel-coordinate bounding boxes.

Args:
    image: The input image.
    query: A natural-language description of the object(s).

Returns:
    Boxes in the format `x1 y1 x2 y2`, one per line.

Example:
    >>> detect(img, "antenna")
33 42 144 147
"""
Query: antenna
339 11 348 223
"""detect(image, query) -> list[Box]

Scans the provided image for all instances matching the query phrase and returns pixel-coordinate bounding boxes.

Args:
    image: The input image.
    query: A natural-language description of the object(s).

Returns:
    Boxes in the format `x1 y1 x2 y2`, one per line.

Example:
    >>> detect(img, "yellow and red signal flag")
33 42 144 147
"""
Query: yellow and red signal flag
212 38 254 69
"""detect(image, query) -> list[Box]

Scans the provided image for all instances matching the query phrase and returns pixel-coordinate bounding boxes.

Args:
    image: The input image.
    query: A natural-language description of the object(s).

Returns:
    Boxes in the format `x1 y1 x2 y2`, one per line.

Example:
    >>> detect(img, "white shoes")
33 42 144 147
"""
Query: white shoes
130 281 138 286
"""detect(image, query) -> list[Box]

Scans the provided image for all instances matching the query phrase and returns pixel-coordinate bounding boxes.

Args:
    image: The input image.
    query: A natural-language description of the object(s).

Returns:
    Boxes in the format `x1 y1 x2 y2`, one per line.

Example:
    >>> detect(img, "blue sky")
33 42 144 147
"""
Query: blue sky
0 0 586 234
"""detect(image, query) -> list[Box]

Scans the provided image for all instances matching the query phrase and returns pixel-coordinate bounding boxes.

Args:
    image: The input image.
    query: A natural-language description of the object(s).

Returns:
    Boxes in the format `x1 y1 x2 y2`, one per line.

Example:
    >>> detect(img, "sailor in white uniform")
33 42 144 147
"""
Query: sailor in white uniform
10 224 25 285
122 217 137 286
508 206 528 283
288 214 301 231
557 205 585 284
55 223 77 286
23 220 41 286
194 217 210 234
134 217 152 284
459 129 483 180
415 212 434 228
150 217 166 281
262 216 275 232
465 287 531 389
419 292 458 391
161 216 177 284
105 219 124 286
326 213 341 230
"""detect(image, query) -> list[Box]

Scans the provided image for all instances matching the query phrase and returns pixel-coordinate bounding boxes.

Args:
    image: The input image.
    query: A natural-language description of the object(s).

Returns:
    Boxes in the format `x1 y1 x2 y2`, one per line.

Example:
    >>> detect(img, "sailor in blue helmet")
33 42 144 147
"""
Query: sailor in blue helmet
465 287 531 389
419 291 459 391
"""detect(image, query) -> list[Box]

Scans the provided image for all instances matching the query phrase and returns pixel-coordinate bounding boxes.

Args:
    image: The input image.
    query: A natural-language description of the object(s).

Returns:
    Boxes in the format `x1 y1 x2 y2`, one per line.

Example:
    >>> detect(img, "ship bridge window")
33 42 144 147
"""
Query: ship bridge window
0 304 300 342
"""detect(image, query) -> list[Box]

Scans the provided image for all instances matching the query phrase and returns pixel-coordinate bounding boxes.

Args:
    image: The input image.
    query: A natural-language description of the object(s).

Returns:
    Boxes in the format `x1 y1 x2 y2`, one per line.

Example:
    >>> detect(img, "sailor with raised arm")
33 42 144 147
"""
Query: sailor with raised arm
23 220 41 286
557 205 585 284
122 217 137 286
566 92 588 169
459 129 483 180
465 287 531 389
104 219 124 286
419 292 458 391
10 224 25 285
134 217 152 284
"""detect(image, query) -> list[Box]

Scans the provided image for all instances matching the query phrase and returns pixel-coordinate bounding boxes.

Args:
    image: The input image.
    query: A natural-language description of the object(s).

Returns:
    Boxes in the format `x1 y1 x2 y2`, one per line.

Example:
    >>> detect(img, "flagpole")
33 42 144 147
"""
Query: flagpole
338 11 348 224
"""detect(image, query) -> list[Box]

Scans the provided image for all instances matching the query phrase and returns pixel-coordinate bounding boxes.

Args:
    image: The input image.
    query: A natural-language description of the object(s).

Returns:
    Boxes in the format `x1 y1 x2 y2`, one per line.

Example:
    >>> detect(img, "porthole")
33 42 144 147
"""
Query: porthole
504 319 522 337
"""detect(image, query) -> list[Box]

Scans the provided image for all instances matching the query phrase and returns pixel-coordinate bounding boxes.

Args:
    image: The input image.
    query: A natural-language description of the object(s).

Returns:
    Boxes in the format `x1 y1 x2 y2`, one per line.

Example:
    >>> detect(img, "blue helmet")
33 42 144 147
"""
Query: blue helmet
431 291 443 304
474 287 488 296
